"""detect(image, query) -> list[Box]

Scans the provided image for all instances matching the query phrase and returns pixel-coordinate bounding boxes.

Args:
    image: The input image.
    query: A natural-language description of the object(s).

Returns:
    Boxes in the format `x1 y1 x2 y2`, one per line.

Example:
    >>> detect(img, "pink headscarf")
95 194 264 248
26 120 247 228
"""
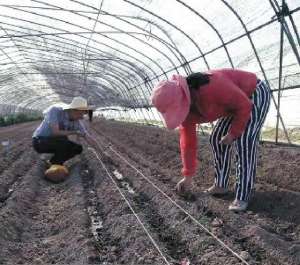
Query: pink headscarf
151 75 190 129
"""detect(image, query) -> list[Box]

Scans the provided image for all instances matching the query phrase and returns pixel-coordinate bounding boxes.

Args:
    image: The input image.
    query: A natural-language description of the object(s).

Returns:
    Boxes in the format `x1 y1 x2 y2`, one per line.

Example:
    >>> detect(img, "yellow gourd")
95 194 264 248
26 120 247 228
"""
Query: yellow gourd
45 164 69 183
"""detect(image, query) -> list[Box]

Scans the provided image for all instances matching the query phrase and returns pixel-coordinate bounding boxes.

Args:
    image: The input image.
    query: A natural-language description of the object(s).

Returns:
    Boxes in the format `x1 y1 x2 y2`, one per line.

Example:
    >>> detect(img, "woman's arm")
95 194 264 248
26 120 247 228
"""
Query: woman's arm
179 117 198 177
176 117 198 193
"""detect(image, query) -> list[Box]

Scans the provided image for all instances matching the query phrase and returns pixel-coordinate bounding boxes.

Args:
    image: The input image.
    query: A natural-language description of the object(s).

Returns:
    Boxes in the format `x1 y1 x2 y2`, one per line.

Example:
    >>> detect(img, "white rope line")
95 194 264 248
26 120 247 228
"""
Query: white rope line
89 147 171 265
108 145 251 265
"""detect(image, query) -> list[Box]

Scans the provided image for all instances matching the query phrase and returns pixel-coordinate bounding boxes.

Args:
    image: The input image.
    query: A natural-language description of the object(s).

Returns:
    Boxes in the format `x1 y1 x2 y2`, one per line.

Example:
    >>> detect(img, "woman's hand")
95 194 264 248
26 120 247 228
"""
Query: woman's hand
176 177 193 194
219 133 235 145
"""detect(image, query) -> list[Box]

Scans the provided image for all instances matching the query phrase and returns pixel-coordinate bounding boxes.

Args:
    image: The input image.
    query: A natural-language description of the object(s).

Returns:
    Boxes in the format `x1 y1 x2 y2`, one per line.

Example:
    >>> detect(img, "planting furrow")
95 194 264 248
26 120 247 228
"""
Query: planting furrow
84 149 170 264
96 145 251 264
80 158 112 263
97 157 193 264
131 191 194 264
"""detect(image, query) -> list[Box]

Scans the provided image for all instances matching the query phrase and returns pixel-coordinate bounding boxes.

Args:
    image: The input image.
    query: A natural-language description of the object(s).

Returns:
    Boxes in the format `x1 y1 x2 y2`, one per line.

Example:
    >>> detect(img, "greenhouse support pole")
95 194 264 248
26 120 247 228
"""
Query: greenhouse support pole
276 19 284 144
275 0 300 65
287 9 300 48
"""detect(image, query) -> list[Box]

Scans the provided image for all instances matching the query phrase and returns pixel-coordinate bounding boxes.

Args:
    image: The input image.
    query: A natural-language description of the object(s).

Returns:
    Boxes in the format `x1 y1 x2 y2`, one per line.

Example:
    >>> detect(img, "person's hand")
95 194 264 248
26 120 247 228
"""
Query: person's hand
219 133 235 145
176 177 193 194
75 131 85 137
85 134 101 150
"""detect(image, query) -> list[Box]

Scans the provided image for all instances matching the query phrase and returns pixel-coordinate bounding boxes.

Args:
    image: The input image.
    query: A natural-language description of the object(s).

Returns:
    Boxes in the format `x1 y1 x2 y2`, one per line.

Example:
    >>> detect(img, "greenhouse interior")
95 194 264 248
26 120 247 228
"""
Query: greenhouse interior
0 1 299 265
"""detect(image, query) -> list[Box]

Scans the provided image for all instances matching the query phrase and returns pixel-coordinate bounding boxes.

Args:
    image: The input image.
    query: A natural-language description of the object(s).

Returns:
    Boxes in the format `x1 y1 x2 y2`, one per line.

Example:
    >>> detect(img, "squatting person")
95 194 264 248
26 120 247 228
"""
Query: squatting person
32 96 98 181
151 69 271 212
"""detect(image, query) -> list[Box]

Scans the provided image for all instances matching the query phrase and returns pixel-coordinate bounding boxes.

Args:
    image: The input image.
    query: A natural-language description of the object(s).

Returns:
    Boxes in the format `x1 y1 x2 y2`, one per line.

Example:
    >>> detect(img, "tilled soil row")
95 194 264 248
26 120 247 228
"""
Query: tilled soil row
0 120 299 264
95 158 196 264
0 157 100 264
92 120 184 176
92 120 300 219
80 156 119 264
0 160 44 264
83 149 166 264
90 120 300 265
93 119 300 192
91 134 260 264
0 141 29 177
0 122 38 140
0 145 38 206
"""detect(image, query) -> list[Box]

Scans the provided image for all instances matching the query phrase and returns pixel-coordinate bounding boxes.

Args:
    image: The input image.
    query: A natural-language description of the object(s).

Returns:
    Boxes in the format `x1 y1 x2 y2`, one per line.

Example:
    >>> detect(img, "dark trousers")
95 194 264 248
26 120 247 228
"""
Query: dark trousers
32 136 83 165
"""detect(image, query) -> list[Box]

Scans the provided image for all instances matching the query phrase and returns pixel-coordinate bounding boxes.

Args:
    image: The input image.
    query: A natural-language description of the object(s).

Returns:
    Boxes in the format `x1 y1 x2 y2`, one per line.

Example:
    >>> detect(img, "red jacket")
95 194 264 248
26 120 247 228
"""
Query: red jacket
180 69 257 176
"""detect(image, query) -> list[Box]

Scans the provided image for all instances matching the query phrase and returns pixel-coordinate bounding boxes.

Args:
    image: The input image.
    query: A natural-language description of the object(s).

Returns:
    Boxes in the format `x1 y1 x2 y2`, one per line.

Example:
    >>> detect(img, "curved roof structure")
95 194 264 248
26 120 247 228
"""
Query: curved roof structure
0 0 299 141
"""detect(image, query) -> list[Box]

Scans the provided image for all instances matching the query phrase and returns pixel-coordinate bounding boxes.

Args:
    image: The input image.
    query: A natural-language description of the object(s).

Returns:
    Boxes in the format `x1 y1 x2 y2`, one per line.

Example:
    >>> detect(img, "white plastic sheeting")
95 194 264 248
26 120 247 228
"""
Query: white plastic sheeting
0 0 299 133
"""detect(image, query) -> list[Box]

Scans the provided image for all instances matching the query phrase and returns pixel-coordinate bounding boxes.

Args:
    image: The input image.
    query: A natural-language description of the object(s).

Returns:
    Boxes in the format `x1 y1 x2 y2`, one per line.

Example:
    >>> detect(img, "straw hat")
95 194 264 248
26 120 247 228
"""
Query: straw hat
63 96 93 111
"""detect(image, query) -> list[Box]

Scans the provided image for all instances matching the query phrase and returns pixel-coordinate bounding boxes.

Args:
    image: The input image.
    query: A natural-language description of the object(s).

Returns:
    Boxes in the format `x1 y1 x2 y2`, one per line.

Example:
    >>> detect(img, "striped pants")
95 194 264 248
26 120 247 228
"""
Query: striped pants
209 80 271 201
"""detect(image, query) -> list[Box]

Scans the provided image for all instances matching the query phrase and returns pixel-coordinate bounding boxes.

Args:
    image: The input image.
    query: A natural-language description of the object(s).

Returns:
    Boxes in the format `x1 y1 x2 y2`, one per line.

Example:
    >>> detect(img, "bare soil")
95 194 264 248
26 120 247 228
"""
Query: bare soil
0 119 299 265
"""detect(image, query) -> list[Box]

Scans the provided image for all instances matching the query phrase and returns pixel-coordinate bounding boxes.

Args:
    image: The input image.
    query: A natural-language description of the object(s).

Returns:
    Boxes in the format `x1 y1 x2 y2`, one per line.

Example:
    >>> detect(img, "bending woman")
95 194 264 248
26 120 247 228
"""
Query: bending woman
151 69 271 212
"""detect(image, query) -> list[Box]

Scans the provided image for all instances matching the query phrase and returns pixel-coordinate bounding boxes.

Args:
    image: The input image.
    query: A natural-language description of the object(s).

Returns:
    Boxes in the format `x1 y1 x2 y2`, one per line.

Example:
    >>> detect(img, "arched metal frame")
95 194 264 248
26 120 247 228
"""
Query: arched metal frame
0 0 299 144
